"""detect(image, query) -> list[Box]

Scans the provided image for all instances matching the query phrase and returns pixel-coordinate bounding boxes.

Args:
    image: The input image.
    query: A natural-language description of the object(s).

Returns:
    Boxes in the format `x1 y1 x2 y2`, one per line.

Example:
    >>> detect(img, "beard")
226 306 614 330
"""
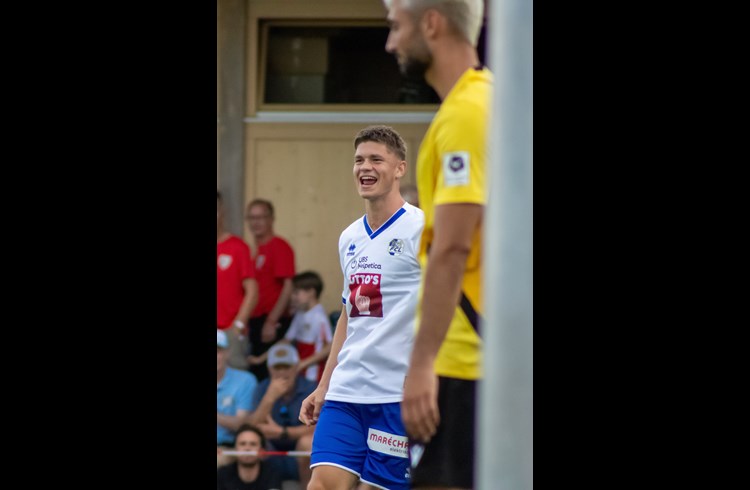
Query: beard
397 36 432 81
400 56 430 81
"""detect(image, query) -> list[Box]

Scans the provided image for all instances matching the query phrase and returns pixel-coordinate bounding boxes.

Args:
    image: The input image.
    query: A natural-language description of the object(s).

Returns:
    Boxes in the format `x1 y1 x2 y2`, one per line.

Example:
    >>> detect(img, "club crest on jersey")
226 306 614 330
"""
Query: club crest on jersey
346 243 356 257
388 238 405 256
218 254 233 270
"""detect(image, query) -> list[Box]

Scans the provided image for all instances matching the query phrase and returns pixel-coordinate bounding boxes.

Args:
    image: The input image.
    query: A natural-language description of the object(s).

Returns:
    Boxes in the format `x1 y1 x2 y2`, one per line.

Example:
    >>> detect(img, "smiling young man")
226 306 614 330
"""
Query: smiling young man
299 125 424 490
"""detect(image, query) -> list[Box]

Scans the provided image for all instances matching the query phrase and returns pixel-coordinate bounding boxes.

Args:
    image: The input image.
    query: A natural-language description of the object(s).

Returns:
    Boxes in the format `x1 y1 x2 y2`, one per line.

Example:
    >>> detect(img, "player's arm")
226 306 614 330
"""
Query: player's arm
299 306 348 425
402 202 483 442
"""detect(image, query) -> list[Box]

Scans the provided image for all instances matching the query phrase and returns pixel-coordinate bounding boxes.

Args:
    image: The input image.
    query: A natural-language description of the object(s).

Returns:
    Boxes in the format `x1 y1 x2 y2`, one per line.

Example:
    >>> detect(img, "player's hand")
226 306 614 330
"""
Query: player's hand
401 364 440 443
299 386 327 426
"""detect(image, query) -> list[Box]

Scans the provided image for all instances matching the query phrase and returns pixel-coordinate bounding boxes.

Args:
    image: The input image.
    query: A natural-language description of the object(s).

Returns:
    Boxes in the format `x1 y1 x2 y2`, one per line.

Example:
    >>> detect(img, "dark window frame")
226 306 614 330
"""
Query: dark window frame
257 19 441 111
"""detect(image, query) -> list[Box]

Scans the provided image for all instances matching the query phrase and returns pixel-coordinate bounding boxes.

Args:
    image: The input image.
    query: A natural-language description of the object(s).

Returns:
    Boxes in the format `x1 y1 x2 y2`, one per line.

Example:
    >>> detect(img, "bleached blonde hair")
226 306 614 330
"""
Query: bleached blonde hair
383 0 484 46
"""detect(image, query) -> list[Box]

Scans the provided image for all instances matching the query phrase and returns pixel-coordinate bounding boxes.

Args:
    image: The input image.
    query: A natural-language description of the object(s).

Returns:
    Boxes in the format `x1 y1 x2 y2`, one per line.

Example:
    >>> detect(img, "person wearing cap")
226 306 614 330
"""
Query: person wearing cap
217 329 259 467
246 343 316 488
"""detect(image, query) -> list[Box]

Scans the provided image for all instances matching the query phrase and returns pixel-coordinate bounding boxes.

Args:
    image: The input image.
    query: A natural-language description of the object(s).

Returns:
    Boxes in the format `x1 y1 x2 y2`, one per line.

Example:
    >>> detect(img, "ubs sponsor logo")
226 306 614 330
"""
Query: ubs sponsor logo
357 256 382 270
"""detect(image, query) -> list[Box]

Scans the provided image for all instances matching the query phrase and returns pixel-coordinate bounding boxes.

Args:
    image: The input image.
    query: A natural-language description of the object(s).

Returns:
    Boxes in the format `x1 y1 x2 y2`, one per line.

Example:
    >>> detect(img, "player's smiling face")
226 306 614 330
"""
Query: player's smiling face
353 141 405 201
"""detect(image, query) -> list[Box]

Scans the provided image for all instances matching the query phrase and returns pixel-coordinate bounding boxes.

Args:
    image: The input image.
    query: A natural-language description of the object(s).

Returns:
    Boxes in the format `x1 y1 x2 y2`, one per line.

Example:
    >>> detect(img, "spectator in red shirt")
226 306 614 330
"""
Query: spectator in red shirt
217 191 258 370
244 198 296 382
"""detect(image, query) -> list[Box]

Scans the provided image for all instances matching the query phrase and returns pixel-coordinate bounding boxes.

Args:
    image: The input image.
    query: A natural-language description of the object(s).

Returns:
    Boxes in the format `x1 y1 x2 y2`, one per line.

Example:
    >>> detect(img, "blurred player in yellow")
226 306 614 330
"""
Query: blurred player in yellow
384 1 492 488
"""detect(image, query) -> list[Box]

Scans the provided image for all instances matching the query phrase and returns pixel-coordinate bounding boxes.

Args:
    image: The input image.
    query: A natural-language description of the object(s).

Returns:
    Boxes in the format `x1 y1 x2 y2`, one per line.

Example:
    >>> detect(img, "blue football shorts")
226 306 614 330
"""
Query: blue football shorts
310 400 410 490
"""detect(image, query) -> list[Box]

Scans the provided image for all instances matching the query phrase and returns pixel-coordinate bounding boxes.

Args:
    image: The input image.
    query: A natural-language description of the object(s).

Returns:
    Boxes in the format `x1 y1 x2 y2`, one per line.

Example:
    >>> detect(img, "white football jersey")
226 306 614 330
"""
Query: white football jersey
325 203 424 403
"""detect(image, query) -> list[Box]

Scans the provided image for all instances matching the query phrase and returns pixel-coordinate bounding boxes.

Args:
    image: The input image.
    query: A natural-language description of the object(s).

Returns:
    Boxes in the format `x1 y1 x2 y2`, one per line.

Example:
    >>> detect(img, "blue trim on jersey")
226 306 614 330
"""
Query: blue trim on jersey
362 207 407 240
342 296 346 304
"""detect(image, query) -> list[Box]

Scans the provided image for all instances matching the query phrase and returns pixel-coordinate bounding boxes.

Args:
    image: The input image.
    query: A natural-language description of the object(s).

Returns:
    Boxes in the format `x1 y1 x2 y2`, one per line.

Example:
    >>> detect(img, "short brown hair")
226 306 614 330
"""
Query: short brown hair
235 424 267 447
293 271 324 298
354 125 407 161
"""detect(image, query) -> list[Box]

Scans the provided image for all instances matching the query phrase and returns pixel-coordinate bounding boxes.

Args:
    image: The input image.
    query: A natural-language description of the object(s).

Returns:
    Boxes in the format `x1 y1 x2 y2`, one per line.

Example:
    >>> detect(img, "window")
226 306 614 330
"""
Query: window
260 21 441 108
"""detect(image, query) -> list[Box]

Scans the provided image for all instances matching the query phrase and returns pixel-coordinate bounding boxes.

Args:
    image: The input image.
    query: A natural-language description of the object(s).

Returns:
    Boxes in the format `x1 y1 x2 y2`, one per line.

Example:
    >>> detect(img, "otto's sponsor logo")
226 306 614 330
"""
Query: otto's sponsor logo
348 273 380 285
348 273 382 317
367 428 408 458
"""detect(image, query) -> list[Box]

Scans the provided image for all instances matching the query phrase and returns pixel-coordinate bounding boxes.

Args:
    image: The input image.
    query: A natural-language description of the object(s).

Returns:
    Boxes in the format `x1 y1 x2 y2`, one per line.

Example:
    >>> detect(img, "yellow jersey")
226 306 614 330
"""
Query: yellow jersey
416 67 492 380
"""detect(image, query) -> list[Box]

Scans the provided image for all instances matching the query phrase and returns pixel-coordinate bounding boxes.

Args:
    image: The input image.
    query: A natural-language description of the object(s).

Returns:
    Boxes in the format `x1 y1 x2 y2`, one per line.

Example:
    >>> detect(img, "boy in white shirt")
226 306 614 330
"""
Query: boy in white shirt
250 271 333 383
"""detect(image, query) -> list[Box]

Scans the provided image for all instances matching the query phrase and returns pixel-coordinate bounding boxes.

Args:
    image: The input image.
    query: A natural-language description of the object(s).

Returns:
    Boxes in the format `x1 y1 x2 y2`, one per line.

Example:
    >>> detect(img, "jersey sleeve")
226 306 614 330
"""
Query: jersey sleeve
432 102 488 207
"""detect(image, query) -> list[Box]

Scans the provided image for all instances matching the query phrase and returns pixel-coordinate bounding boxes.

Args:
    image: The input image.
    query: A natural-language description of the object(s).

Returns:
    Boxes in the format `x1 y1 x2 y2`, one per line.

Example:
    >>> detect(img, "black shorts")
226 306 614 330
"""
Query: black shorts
410 376 476 488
